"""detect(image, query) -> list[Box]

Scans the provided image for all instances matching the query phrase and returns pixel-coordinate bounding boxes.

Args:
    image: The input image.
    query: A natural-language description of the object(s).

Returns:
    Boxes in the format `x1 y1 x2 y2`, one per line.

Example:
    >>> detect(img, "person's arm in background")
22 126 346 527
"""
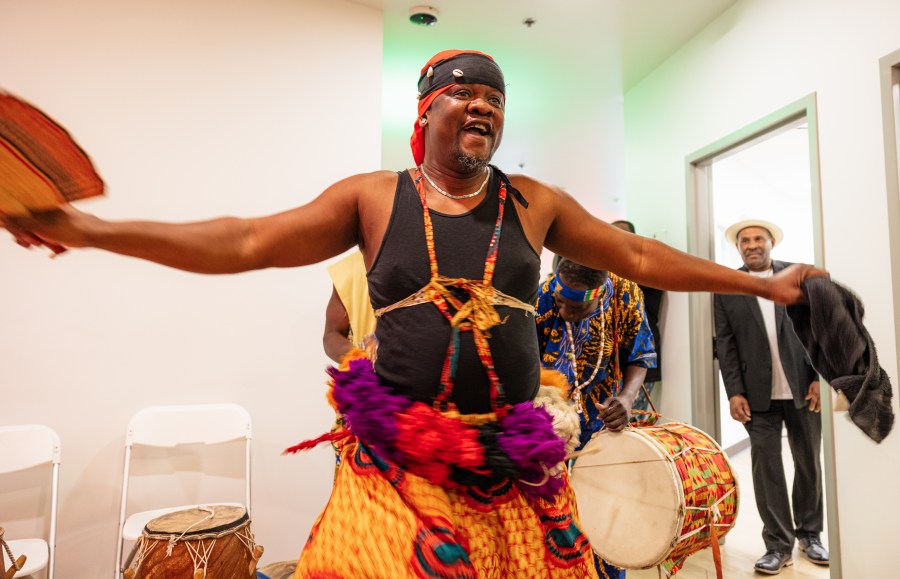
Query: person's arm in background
714 294 751 423
323 287 353 363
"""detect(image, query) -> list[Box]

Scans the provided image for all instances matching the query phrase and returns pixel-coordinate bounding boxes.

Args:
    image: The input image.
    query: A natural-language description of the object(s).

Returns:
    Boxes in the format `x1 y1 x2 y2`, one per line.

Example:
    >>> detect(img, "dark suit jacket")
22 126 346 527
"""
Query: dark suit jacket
714 261 817 412
639 284 663 382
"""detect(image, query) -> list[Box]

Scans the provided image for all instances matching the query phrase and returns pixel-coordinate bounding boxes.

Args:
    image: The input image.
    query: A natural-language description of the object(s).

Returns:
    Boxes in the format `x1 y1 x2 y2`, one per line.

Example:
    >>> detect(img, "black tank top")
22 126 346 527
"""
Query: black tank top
367 170 542 414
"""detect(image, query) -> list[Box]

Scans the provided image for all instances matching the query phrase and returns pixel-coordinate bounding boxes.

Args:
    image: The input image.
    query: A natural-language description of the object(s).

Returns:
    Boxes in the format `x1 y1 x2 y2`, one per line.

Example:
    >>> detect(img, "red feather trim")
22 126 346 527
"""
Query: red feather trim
283 429 350 455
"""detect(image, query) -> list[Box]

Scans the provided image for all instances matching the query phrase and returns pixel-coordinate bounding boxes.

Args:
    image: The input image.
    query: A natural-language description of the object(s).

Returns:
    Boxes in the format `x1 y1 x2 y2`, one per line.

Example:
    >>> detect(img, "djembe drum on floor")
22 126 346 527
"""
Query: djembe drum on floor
570 422 738 578
124 505 263 579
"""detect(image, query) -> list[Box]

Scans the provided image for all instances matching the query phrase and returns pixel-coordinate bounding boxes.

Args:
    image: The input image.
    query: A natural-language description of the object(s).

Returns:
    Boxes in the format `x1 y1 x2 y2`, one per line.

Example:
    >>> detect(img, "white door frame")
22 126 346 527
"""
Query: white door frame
685 93 840 577
879 49 900 390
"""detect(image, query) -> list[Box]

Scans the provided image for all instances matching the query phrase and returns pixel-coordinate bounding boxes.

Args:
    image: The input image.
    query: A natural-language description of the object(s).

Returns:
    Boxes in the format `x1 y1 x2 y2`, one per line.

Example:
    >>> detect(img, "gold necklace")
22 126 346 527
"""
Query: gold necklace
419 165 491 200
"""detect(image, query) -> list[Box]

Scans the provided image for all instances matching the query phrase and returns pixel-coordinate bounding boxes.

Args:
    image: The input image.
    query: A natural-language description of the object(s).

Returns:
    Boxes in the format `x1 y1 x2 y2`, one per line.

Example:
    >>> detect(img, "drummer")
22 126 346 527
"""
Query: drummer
535 257 656 578
536 257 657 449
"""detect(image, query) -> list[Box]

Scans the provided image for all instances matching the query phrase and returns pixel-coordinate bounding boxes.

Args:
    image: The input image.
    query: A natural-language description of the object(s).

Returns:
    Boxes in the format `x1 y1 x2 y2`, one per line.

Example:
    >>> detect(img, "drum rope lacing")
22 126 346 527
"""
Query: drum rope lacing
184 539 216 576
167 506 216 555
679 486 738 538
129 506 258 578
568 432 731 470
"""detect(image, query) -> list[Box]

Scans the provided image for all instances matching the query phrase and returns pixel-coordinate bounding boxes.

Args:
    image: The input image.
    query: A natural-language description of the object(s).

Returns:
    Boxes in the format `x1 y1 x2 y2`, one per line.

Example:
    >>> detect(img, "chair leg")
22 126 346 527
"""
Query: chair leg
121 538 141 577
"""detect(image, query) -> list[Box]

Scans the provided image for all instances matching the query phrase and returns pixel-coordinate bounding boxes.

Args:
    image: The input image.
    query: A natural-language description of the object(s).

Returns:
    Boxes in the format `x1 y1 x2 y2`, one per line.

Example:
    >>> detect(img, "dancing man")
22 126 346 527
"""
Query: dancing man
3 50 822 578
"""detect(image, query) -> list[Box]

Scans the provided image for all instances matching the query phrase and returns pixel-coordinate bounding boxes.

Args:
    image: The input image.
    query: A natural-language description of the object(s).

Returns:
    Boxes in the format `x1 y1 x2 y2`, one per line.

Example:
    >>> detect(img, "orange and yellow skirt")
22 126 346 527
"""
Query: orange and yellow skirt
296 437 598 579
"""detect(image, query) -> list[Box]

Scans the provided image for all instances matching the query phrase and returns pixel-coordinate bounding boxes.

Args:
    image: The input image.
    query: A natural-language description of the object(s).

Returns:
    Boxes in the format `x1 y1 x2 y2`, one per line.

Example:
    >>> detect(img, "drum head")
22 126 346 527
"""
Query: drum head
144 505 247 537
258 560 297 579
570 429 683 569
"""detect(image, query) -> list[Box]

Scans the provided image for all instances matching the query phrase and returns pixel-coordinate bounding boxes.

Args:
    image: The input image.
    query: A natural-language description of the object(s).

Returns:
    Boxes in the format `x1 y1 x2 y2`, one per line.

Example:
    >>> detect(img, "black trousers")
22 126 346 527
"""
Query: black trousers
744 400 824 552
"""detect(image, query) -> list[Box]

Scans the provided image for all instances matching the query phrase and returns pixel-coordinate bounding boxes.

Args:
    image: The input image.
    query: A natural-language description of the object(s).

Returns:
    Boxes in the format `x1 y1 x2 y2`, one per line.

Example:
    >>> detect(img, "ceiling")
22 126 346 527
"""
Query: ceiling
351 0 739 91
351 0 740 216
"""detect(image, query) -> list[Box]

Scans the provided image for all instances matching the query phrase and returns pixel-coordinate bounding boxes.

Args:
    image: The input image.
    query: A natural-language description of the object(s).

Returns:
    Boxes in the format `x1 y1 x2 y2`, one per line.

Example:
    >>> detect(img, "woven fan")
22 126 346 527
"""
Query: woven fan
0 91 104 217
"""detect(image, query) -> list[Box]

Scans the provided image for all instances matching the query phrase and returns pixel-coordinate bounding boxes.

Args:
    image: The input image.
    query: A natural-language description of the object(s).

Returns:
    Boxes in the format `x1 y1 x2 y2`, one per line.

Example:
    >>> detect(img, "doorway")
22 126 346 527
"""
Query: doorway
685 94 840 577
709 118 817 450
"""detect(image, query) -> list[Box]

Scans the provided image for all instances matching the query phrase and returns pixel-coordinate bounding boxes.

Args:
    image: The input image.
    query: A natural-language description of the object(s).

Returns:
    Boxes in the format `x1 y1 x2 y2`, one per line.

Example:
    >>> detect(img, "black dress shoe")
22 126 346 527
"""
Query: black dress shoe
799 536 830 565
754 550 793 574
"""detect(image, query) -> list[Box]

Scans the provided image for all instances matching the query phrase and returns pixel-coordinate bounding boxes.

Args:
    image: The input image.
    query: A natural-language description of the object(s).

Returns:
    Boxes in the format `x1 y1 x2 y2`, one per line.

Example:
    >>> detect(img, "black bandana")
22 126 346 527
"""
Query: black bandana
417 52 506 100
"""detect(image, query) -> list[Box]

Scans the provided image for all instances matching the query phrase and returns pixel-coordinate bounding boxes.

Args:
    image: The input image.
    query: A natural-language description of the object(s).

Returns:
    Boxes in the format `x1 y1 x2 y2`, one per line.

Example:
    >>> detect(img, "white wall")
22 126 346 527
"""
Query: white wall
624 0 900 575
0 0 382 575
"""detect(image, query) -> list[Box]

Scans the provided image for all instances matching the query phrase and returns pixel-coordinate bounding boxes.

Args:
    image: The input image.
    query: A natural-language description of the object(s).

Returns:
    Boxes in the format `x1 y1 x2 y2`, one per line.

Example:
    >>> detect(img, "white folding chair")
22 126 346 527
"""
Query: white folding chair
0 424 61 579
114 403 252 578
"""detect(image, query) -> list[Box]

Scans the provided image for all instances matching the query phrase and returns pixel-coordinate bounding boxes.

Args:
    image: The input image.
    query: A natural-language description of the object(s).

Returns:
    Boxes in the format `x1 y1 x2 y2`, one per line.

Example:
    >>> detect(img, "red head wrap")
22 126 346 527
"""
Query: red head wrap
409 50 505 166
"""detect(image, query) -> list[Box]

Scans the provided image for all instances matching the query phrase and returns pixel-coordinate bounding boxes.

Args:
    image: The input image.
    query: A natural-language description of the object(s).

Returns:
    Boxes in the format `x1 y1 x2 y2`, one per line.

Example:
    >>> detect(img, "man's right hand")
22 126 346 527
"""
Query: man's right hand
729 394 752 423
2 205 93 252
767 263 829 305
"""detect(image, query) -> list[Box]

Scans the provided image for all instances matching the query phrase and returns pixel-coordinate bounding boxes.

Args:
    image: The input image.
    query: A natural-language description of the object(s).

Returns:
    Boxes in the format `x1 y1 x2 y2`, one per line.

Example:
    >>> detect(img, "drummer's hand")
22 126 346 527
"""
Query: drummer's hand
766 264 828 305
2 205 93 253
598 396 632 432
729 394 751 423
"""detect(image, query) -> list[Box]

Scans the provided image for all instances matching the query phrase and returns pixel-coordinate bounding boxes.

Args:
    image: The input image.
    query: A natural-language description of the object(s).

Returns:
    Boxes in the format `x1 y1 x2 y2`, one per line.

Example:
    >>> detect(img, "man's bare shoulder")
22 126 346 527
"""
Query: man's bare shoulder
348 170 403 260
507 173 564 198
506 173 568 212
336 169 400 193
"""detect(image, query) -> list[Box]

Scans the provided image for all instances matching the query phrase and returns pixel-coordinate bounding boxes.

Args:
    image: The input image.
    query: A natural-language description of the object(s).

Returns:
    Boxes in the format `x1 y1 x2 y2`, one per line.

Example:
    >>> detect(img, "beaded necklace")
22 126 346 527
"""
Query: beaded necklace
563 308 605 414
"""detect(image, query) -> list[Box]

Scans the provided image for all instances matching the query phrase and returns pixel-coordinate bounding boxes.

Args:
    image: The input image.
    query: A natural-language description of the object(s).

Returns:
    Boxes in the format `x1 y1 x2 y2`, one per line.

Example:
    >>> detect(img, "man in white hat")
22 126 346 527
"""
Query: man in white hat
714 219 828 575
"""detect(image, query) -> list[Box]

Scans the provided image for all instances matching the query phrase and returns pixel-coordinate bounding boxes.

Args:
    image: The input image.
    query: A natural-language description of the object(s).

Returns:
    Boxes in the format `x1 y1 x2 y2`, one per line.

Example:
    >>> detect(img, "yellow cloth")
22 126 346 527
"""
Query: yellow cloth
296 439 598 579
327 251 376 343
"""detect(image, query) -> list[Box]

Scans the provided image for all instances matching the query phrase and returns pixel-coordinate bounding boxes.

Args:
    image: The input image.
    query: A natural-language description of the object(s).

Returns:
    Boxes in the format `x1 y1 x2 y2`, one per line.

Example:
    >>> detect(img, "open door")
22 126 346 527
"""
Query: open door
685 94 839 577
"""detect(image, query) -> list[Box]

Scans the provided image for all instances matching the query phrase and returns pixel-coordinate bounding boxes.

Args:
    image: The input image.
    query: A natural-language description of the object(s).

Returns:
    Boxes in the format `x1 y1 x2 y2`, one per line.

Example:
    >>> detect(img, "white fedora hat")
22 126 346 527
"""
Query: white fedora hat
724 219 784 246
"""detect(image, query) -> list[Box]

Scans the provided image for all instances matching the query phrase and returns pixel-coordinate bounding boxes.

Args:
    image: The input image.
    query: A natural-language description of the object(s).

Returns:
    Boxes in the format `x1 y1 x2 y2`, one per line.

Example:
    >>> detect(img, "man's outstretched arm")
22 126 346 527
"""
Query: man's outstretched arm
1 172 386 274
540 186 824 305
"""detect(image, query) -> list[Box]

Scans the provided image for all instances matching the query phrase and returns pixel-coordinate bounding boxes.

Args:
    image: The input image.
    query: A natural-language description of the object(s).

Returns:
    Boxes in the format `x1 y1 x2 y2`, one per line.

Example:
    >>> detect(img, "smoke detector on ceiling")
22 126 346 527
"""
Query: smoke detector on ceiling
409 5 439 26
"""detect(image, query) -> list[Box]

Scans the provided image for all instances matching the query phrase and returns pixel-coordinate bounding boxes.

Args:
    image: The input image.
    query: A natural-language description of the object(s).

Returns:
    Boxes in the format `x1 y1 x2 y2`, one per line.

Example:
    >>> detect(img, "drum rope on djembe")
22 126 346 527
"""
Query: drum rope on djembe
126 505 262 579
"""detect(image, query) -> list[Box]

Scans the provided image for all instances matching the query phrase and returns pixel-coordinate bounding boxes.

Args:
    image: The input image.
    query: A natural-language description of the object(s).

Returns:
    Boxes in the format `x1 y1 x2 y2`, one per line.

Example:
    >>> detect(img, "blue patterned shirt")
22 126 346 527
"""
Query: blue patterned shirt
535 273 657 449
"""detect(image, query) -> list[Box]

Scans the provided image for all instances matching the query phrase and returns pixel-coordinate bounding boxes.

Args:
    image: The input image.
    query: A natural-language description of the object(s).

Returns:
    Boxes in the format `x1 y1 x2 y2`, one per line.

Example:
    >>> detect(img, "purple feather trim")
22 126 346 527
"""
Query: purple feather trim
328 358 411 463
327 357 566 499
497 402 566 500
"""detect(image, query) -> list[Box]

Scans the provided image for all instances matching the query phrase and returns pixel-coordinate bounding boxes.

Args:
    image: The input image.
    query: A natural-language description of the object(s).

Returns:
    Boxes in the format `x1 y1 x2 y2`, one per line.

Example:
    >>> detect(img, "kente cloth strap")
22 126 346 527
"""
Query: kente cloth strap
377 168 511 412
552 273 603 302
423 166 505 410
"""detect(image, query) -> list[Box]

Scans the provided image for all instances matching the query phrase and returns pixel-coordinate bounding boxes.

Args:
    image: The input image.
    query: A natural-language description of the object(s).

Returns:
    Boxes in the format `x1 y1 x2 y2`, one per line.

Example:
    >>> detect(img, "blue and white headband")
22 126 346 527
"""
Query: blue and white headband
552 273 603 302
